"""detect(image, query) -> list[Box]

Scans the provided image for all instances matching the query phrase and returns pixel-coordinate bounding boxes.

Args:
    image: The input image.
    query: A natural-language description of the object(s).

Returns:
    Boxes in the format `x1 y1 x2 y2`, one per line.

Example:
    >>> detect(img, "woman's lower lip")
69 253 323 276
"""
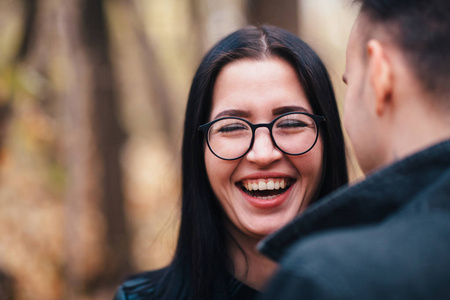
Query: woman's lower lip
239 185 292 209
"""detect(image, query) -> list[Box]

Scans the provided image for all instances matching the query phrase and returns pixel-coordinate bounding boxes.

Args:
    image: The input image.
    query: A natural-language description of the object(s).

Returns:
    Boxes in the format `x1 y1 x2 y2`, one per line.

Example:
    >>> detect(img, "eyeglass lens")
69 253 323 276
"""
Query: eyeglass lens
207 113 318 160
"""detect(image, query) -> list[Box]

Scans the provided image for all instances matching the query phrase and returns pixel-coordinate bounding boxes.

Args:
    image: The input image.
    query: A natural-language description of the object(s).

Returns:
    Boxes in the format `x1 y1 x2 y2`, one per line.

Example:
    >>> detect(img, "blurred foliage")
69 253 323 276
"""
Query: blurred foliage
0 0 359 299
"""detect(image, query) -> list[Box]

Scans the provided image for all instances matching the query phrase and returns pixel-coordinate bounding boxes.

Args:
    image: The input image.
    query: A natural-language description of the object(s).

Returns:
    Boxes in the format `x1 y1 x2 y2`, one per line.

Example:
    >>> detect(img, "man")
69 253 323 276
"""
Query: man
258 0 450 299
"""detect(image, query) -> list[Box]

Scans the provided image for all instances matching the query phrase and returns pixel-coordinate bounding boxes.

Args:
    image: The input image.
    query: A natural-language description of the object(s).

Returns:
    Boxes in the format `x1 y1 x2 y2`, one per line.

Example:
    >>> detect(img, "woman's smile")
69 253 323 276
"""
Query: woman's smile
240 178 291 194
237 177 294 205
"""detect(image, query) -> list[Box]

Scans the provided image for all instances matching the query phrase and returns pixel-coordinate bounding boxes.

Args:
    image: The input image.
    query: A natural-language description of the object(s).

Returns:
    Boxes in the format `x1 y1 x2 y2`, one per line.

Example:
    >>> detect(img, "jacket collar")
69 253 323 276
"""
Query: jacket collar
258 139 450 261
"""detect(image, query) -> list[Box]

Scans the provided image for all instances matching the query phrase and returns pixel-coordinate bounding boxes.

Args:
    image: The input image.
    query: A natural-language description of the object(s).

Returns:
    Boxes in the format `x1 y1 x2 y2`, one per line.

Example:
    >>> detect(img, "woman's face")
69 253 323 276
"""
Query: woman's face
204 58 324 240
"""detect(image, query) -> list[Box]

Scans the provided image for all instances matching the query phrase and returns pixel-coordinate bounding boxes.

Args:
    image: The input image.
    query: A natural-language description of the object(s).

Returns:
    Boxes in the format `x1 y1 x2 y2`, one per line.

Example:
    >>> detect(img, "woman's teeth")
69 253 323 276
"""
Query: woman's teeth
242 179 288 192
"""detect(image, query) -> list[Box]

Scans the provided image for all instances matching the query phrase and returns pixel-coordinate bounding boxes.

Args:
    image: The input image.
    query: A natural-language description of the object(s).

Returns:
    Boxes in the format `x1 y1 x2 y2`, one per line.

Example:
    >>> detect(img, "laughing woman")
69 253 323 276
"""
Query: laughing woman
114 25 348 300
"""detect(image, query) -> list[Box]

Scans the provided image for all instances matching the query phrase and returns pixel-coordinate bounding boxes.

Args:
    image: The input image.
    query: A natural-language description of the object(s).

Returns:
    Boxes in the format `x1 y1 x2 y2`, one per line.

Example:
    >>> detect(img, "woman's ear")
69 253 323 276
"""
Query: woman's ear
366 39 393 116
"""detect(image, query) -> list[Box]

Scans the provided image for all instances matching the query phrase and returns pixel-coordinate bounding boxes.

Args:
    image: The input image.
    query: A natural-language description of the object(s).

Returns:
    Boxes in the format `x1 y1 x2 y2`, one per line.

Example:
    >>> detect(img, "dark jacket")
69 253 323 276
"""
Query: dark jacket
258 140 450 300
113 267 259 300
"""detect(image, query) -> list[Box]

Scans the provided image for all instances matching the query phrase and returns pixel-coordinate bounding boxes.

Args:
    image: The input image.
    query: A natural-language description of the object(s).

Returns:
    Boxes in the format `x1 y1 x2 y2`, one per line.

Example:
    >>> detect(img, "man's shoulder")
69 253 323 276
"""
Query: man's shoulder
270 212 450 299
286 210 450 261
114 267 168 300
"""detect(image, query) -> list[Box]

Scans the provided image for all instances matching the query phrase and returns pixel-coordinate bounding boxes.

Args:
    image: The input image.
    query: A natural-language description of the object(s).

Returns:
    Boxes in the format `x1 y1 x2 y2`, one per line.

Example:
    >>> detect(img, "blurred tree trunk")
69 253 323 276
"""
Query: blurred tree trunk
120 0 179 148
81 0 131 290
189 0 209 54
58 0 130 298
0 0 37 151
0 271 15 300
17 0 38 61
189 0 247 52
246 0 299 35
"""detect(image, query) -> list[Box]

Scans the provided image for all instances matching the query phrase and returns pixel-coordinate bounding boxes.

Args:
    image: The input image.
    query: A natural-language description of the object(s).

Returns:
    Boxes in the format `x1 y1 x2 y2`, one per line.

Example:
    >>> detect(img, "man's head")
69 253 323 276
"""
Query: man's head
343 0 450 174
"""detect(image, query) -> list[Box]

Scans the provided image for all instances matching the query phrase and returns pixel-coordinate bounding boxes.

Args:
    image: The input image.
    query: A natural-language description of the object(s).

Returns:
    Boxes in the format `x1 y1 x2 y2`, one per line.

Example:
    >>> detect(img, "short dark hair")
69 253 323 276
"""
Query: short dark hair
354 0 450 98
158 25 348 300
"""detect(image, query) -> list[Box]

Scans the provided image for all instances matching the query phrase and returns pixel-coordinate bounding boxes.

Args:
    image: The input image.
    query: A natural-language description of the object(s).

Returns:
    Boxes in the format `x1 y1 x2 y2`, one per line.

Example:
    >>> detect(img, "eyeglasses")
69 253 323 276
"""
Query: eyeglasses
199 112 325 160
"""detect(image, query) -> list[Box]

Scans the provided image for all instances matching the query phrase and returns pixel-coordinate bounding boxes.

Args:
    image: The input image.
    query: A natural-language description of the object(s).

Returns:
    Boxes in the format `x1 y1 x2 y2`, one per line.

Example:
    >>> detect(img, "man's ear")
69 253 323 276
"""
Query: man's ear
366 39 393 116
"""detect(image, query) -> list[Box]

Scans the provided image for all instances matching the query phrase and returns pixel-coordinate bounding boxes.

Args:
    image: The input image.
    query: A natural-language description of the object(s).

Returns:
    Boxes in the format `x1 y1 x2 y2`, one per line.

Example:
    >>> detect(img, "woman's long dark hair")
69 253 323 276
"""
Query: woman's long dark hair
156 25 348 299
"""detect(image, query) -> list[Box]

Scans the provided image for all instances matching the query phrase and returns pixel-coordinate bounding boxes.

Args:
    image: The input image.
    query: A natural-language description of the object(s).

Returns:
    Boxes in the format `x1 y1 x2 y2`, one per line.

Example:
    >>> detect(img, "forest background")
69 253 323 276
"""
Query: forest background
0 0 360 299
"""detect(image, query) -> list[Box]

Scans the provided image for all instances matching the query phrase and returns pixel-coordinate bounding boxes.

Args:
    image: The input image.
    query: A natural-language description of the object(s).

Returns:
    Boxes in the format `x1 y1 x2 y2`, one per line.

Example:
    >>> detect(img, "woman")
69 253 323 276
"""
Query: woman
115 25 348 300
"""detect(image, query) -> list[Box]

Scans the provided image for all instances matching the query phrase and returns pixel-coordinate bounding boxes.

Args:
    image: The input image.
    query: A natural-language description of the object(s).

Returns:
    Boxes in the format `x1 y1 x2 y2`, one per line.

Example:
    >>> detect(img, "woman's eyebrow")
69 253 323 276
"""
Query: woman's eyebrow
272 105 309 115
213 109 250 119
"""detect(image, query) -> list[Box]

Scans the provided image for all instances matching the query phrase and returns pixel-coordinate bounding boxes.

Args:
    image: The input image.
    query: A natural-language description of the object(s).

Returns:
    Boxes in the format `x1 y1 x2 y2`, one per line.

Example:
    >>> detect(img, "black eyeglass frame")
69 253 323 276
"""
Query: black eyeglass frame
198 112 326 161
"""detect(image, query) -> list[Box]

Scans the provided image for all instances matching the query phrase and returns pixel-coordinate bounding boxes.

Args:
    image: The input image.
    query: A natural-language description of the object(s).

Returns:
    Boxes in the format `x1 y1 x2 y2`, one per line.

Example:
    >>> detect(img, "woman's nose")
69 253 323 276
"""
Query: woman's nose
246 128 283 166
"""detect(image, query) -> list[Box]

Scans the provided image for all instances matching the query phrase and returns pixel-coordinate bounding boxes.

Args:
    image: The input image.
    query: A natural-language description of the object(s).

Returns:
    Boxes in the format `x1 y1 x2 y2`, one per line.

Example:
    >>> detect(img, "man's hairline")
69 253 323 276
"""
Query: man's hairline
355 11 402 62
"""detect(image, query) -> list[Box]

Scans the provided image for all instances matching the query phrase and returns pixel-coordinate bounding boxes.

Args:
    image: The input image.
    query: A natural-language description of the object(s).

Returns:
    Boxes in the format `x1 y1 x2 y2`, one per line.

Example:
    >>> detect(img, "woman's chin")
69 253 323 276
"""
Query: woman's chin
241 217 293 240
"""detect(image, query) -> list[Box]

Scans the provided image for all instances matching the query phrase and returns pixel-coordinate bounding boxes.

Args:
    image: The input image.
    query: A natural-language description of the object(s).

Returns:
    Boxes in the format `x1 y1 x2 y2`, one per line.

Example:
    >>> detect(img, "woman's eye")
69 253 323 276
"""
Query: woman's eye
277 120 308 128
217 124 248 133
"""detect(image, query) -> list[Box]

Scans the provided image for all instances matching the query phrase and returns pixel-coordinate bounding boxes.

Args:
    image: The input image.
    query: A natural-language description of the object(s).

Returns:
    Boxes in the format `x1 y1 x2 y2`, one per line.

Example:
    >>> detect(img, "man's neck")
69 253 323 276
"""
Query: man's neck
389 97 450 164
